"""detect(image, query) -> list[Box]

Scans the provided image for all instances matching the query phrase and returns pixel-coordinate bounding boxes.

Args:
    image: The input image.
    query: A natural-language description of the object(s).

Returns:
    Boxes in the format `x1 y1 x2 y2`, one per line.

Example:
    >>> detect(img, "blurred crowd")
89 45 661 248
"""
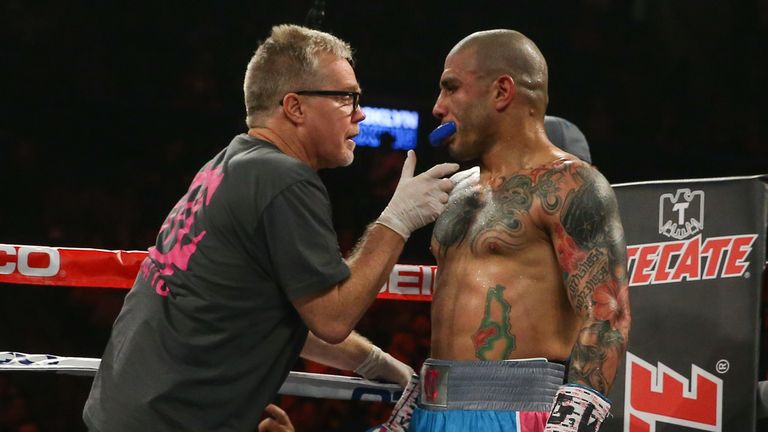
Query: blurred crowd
1 0 766 430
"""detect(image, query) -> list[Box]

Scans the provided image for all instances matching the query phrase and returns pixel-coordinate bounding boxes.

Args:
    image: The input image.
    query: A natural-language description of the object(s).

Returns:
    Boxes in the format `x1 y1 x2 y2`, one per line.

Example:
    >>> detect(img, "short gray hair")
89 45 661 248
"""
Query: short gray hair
244 24 354 128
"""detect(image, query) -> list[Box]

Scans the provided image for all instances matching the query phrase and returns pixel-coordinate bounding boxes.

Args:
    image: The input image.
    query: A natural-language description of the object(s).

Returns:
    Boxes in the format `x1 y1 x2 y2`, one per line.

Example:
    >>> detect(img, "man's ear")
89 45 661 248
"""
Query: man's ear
281 93 305 124
493 75 515 110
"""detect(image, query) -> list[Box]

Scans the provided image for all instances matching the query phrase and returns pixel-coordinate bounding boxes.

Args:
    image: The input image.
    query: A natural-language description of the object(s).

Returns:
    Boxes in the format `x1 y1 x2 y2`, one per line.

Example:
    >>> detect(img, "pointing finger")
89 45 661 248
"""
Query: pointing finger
399 150 417 180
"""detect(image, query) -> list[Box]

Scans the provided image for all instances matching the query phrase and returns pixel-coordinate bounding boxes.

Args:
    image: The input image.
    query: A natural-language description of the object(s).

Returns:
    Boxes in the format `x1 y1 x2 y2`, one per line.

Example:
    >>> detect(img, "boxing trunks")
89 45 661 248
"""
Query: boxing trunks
410 358 565 432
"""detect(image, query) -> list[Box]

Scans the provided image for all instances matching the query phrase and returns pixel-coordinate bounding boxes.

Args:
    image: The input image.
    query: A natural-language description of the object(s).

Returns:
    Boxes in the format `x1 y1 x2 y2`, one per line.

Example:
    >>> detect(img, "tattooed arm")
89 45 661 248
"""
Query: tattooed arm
550 165 631 394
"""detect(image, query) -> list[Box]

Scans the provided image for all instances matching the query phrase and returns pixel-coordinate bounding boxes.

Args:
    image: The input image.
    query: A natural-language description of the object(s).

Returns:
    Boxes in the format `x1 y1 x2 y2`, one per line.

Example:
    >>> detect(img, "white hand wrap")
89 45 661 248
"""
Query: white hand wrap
374 373 420 432
354 346 415 388
544 384 611 431
376 151 458 240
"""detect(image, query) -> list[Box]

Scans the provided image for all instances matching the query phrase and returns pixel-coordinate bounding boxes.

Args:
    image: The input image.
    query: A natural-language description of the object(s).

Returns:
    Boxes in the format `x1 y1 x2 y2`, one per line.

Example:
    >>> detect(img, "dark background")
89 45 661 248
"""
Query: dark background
0 0 766 430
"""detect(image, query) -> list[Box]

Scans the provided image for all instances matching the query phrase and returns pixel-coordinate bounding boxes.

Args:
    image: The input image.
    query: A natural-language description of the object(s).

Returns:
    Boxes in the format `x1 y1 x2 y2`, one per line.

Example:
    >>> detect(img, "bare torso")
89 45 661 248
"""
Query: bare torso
430 159 585 361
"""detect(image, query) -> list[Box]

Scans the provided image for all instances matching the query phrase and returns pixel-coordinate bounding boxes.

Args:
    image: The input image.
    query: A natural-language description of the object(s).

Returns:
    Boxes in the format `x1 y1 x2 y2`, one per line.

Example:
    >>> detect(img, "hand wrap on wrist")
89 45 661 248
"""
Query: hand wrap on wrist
369 373 420 432
544 384 611 431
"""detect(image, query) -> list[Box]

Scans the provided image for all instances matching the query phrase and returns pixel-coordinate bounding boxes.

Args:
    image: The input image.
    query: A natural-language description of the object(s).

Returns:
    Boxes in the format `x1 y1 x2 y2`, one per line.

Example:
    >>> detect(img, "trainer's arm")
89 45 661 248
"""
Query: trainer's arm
293 224 403 344
552 166 631 395
293 151 458 344
301 331 414 387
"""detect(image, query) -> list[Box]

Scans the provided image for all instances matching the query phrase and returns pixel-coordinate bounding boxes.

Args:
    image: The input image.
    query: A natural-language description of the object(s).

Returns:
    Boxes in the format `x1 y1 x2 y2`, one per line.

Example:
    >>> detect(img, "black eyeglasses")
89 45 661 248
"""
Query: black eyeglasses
280 90 361 114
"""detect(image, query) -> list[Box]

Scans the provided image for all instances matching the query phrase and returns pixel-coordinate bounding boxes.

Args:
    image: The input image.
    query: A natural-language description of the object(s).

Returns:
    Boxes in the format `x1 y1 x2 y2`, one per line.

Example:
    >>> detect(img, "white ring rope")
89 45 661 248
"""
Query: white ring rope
0 351 403 403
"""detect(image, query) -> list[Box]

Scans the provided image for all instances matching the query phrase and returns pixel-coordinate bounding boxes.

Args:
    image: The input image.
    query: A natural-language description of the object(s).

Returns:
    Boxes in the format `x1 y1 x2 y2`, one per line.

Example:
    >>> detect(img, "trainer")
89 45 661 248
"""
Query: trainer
83 24 458 432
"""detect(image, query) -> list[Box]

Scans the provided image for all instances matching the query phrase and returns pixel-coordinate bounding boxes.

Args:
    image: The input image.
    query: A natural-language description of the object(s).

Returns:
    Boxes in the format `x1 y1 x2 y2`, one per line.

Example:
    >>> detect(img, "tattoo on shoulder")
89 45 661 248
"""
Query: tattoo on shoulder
560 167 622 251
557 166 628 314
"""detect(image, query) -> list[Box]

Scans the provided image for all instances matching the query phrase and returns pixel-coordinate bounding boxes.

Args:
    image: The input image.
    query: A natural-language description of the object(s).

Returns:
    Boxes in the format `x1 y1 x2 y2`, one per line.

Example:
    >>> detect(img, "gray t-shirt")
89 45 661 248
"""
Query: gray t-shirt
84 134 350 431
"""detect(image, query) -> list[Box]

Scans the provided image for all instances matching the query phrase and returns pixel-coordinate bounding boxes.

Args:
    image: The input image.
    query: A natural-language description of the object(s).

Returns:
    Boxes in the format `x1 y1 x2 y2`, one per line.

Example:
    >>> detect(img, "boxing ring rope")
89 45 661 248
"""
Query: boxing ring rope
0 351 403 403
0 242 432 403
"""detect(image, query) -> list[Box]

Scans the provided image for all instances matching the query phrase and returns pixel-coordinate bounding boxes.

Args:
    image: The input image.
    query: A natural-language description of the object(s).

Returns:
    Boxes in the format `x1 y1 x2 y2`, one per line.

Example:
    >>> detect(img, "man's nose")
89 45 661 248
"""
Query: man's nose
353 106 366 123
432 95 446 119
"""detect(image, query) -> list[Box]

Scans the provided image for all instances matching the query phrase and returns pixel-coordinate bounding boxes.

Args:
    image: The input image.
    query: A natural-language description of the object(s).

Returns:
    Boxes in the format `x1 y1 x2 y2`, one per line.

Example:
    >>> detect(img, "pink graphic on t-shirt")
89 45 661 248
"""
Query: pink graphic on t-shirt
144 160 224 296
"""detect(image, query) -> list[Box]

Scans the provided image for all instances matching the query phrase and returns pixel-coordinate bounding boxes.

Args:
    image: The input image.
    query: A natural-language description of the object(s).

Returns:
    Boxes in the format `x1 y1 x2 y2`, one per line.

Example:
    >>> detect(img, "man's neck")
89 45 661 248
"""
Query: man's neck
247 127 315 169
478 119 553 180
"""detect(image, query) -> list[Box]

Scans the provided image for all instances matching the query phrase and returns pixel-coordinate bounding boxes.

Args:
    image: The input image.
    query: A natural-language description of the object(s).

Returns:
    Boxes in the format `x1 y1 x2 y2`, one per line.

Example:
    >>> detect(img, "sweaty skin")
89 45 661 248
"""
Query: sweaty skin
430 157 630 393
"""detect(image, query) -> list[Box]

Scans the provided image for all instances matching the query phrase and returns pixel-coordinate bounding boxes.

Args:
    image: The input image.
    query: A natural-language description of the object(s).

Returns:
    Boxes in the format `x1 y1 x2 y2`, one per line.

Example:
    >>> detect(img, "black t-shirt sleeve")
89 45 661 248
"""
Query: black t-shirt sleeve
261 179 350 300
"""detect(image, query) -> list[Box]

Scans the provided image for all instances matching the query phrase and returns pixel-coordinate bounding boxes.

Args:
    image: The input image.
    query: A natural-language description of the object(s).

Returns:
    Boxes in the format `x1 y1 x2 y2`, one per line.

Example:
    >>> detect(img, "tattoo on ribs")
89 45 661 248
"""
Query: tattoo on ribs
472 285 516 360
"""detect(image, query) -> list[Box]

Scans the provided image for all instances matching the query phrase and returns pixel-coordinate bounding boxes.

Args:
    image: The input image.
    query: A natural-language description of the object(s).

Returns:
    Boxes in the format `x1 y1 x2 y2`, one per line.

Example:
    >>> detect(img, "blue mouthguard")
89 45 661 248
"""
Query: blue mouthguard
428 121 457 146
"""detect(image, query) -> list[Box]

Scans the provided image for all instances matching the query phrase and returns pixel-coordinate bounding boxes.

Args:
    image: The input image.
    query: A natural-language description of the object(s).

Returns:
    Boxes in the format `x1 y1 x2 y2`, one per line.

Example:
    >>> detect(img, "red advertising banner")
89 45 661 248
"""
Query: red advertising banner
0 245 145 289
0 245 436 301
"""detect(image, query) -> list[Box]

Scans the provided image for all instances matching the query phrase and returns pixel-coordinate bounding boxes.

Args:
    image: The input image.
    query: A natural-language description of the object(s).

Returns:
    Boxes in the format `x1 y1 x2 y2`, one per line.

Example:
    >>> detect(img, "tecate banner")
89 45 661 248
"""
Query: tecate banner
603 175 767 432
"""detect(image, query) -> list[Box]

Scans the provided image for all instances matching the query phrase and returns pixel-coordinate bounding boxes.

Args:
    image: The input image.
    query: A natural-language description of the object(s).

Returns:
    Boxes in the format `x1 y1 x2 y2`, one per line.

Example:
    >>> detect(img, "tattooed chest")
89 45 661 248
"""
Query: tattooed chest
433 176 540 255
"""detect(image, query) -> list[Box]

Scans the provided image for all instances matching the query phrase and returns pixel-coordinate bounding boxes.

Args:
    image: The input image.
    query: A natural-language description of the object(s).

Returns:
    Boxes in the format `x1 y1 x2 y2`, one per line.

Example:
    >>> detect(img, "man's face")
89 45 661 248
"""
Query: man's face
432 48 492 161
303 54 365 170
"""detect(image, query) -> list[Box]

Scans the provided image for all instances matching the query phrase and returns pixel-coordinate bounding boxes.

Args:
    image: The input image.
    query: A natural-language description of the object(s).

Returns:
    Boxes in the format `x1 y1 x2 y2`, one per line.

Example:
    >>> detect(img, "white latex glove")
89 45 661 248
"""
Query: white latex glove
353 345 415 388
376 150 459 240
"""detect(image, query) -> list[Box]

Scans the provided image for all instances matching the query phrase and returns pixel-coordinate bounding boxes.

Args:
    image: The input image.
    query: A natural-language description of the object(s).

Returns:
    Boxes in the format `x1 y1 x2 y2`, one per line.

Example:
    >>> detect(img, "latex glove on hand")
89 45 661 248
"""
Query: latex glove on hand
377 150 459 240
354 345 414 388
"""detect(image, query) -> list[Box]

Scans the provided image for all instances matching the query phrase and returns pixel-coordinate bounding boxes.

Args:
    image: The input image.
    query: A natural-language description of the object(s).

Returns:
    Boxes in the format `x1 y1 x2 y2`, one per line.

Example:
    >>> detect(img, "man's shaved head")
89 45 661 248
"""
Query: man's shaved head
450 29 549 113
